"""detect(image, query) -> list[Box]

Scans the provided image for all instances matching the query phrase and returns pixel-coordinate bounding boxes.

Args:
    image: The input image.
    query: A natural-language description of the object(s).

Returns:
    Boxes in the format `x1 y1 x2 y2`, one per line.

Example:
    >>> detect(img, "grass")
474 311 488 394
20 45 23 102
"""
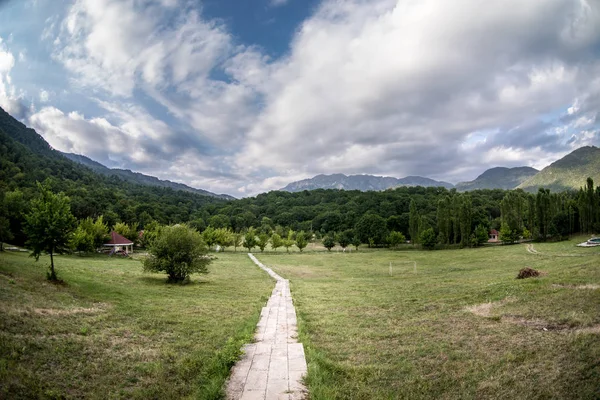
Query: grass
0 250 273 399
257 236 600 399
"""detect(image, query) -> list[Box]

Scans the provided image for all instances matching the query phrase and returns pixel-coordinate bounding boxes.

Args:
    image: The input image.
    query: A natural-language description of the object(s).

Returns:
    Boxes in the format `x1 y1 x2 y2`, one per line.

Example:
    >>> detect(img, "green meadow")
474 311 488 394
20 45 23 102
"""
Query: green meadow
0 252 273 399
258 238 600 399
1 238 599 399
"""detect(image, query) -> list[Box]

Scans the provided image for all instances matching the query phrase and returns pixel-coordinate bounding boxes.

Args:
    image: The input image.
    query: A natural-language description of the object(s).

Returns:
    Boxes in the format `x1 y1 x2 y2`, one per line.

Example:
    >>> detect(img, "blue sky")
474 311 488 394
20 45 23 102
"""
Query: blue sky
0 0 599 197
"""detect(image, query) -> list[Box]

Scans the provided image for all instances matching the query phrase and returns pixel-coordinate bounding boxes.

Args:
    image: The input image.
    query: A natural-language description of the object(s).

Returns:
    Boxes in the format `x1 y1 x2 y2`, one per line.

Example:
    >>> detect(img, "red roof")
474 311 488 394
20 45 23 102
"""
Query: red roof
105 231 134 245
490 229 499 235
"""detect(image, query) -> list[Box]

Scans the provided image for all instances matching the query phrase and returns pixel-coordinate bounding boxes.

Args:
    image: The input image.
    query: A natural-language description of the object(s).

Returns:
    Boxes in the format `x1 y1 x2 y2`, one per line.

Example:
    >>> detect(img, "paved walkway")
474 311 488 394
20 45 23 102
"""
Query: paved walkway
226 254 308 400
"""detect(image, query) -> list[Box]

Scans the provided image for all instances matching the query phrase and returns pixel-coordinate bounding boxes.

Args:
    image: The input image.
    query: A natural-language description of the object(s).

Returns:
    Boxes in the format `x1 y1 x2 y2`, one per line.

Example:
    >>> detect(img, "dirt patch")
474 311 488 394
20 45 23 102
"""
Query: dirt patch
33 303 110 316
517 267 540 279
552 283 600 290
576 325 600 334
502 315 571 331
465 297 516 317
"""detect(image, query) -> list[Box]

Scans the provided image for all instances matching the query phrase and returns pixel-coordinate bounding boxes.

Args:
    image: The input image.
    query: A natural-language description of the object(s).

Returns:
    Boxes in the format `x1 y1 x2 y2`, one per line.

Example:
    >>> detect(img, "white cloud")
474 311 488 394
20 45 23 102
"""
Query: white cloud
24 0 600 195
39 90 49 102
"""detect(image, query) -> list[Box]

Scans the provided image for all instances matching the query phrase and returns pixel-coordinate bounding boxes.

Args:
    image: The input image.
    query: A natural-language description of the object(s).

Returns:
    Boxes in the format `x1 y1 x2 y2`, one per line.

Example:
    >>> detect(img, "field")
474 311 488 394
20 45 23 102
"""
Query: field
1 239 599 399
257 238 600 399
0 251 273 399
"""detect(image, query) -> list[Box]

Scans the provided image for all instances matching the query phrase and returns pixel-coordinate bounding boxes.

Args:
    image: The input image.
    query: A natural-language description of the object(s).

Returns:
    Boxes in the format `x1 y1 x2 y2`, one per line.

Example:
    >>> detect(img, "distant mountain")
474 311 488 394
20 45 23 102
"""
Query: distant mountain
280 173 454 192
455 166 538 191
59 152 234 200
518 146 600 192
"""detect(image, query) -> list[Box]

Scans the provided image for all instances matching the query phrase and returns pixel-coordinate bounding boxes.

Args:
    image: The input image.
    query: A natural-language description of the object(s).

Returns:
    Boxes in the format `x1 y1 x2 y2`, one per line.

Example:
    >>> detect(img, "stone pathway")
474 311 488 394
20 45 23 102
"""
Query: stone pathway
226 254 308 400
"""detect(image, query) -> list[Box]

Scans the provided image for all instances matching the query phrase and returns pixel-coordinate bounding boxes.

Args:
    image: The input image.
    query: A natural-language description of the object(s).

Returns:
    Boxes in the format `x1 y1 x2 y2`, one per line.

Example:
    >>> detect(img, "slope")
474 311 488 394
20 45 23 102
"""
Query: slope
456 166 538 191
281 173 453 192
518 146 600 192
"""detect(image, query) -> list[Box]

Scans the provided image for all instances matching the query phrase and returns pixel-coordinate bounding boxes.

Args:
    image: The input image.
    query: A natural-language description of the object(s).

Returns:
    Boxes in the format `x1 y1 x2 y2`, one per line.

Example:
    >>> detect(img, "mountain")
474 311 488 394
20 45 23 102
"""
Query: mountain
455 166 538 191
59 152 234 200
280 173 454 192
518 146 600 192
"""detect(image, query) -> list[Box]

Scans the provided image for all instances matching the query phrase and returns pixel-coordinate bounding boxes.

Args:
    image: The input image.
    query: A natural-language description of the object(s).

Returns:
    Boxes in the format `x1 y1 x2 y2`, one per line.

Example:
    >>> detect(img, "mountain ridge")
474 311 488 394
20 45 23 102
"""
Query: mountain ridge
59 151 234 200
518 146 600 192
455 166 539 191
280 173 454 192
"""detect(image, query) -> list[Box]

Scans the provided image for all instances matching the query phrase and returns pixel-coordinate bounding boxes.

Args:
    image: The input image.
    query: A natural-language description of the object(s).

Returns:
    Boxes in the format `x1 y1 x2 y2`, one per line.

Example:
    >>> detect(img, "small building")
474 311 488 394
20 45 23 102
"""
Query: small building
488 229 499 243
104 231 134 254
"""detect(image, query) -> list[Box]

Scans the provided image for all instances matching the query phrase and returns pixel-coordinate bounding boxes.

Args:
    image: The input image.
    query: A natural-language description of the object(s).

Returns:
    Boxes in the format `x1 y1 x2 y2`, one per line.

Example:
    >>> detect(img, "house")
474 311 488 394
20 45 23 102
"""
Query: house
488 229 499 243
104 231 134 254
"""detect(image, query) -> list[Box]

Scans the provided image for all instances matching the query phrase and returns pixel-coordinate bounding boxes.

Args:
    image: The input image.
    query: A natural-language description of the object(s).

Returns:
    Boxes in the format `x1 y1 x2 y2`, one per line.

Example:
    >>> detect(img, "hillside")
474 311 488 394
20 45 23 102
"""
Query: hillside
59 152 234 200
456 166 538 191
518 146 600 192
0 106 228 244
281 173 454 192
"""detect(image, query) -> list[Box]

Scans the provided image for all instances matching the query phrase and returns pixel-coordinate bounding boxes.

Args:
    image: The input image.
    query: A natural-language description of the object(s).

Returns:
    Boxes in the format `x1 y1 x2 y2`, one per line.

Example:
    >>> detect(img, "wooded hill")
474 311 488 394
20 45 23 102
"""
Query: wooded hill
0 106 228 245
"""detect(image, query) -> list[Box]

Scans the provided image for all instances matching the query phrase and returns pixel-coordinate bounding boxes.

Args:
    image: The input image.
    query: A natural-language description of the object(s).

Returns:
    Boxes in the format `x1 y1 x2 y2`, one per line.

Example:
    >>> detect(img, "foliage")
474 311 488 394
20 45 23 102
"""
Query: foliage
419 227 437 250
283 231 295 252
24 183 76 280
474 224 489 247
143 224 210 282
114 221 139 244
387 231 406 248
270 233 283 251
243 228 257 252
232 232 243 252
295 230 308 252
322 235 336 251
355 214 388 247
499 223 519 244
257 233 270 252
336 229 353 249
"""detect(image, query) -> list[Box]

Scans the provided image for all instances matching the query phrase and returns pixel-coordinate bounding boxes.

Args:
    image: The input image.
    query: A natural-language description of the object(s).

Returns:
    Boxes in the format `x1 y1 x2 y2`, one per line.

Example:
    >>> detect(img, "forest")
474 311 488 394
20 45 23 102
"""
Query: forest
1 104 599 251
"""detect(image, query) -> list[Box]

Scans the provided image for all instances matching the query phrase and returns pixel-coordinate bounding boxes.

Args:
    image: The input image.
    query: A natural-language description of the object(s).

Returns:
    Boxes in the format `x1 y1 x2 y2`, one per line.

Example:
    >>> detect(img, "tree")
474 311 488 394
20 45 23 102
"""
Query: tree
419 228 437 250
473 224 488 247
232 232 243 252
499 223 518 244
70 225 95 254
336 229 353 249
143 224 211 282
283 230 295 252
114 222 138 244
24 183 76 281
257 233 270 252
387 231 406 249
295 230 308 252
355 214 388 247
0 216 13 251
322 235 335 251
352 235 361 251
202 226 218 248
243 228 257 252
214 228 234 251
409 199 419 244
271 233 283 252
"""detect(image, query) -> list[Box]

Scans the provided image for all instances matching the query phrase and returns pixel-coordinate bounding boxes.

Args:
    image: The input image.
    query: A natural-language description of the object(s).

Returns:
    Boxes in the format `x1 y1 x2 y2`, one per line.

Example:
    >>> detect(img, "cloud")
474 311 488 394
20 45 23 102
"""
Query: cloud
233 0 600 186
0 36 27 118
23 0 600 196
270 0 289 7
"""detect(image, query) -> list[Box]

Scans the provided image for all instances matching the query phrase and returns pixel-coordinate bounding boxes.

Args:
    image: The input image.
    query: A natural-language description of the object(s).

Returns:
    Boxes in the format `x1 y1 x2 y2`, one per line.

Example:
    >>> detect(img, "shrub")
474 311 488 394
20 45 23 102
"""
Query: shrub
143 224 211 283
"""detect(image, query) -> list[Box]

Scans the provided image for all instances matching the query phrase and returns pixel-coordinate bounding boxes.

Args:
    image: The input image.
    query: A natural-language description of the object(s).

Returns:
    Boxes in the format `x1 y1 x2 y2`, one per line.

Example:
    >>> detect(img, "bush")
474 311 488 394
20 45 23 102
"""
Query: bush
143 224 211 282
419 228 437 250
322 235 335 251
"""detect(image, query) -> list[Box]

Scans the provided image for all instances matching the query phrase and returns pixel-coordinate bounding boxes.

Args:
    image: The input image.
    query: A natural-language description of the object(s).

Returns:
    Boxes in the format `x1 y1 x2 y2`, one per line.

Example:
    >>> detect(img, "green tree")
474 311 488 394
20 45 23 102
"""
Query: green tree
24 183 76 281
283 230 294 252
232 232 243 252
271 233 283 252
336 229 353 249
114 222 139 244
322 235 336 251
202 226 218 248
409 199 419 244
143 224 210 282
214 228 234 251
352 235 361 251
243 228 257 252
474 224 489 247
0 216 13 251
295 230 308 252
419 228 437 250
70 225 95 254
499 223 518 244
387 231 406 249
355 214 388 247
257 233 270 252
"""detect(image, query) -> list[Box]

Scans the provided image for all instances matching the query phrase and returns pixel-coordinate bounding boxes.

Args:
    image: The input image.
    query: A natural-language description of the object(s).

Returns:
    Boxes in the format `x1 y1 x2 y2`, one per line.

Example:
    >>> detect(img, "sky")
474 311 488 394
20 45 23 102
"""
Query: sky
0 0 599 197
